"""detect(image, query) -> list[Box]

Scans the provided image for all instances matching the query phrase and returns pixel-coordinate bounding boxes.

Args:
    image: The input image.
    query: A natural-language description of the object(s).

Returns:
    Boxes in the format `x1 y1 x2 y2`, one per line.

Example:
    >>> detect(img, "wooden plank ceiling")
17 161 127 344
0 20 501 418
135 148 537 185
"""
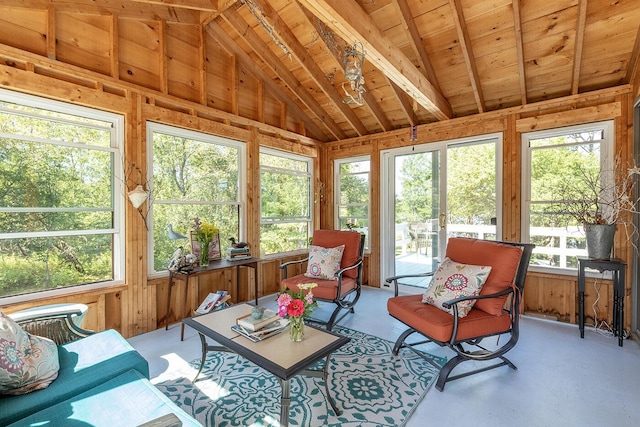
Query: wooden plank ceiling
0 0 638 142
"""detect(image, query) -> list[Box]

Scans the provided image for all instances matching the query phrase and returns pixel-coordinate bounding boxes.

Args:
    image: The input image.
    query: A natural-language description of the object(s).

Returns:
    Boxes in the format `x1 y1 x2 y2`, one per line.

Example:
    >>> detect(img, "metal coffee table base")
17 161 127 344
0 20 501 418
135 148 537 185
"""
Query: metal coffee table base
192 332 342 426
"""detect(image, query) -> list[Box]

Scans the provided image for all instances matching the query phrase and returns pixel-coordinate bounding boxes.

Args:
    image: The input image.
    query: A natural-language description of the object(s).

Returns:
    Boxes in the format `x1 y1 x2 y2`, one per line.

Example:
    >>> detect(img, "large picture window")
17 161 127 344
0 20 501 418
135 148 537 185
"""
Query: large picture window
522 121 614 271
0 89 124 300
260 148 313 256
148 123 245 273
335 156 370 249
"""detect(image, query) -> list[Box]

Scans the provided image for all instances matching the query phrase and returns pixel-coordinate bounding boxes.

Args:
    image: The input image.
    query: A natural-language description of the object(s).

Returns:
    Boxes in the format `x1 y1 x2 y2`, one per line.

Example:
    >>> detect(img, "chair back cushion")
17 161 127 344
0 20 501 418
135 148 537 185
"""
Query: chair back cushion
311 230 362 279
445 238 523 315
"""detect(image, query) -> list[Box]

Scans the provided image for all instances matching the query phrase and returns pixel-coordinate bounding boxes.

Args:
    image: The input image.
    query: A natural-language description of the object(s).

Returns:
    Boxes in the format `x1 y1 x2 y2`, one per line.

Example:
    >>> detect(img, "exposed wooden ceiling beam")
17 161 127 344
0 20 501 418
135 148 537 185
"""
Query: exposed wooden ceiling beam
626 25 640 85
449 0 484 113
205 21 330 140
127 0 218 12
512 0 527 105
297 4 393 132
216 10 344 139
247 0 368 136
386 76 417 127
392 0 441 92
571 0 588 95
297 0 452 121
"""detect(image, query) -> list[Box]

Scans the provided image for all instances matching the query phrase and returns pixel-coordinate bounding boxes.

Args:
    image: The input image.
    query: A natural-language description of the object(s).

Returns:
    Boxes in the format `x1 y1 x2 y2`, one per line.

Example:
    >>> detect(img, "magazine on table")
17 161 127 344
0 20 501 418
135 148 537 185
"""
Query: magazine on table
231 318 289 343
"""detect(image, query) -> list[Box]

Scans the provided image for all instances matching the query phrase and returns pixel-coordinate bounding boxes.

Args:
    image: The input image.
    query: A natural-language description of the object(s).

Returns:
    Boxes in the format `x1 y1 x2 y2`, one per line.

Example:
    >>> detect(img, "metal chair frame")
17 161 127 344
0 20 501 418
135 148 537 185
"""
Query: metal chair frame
386 239 534 391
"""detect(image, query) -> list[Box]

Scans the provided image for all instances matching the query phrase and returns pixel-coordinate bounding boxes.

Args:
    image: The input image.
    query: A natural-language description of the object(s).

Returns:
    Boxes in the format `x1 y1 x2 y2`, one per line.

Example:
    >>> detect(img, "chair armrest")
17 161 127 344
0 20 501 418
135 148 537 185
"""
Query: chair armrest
441 287 514 309
279 257 309 279
385 272 435 296
9 303 95 344
335 258 363 277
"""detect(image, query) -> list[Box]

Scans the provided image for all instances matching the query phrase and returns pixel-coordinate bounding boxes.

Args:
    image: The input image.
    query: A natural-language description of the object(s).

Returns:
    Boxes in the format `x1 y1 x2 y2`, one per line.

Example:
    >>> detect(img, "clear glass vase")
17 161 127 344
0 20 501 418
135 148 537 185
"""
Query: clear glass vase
198 240 210 266
289 316 304 342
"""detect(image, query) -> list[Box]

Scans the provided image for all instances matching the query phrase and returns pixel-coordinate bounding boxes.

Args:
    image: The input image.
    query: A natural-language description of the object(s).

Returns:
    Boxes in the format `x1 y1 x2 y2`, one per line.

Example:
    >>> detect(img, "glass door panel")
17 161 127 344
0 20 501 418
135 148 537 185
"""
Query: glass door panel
446 141 498 241
393 150 440 287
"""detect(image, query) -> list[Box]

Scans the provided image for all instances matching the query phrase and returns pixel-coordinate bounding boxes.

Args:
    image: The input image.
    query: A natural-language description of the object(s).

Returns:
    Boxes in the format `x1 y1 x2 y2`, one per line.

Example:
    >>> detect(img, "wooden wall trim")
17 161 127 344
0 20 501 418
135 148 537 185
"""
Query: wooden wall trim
515 102 622 132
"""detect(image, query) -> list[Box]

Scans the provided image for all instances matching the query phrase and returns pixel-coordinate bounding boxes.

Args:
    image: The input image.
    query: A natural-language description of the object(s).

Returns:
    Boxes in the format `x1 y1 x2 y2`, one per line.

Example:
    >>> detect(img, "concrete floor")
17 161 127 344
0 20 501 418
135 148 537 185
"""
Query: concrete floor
129 286 640 427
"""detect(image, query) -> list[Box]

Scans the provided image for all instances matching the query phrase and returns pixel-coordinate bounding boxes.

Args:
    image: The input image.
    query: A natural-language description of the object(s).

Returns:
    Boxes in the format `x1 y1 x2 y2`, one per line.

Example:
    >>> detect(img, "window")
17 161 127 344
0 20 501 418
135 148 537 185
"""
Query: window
148 123 245 273
0 89 124 300
335 156 370 249
522 121 614 271
260 148 313 256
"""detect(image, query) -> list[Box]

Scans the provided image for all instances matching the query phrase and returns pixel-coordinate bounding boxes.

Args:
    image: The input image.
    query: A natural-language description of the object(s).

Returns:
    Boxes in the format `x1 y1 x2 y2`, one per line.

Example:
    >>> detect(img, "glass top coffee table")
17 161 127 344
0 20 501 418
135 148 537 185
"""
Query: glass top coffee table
182 303 350 426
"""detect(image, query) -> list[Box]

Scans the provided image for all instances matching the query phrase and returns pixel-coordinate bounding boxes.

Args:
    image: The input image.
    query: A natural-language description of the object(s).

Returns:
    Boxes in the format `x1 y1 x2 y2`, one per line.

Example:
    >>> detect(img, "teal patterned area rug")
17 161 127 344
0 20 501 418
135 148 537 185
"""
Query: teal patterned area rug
154 326 445 427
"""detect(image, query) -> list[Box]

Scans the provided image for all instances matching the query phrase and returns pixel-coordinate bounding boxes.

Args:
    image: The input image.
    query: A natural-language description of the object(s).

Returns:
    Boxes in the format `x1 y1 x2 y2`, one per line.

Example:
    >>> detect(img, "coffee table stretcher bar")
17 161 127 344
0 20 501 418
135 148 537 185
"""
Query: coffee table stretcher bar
182 304 350 427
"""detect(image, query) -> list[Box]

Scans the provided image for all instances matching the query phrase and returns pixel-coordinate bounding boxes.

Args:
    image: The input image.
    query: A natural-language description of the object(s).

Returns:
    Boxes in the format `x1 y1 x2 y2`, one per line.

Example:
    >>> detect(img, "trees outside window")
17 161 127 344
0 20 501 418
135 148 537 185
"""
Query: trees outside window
148 123 245 273
0 90 124 299
522 121 614 271
335 157 370 249
259 148 312 256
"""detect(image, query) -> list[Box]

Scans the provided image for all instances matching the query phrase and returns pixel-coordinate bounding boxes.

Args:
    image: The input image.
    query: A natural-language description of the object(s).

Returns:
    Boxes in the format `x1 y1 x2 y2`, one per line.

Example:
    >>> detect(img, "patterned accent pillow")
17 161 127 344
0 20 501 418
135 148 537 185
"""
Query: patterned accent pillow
422 258 492 318
0 311 60 395
304 244 345 280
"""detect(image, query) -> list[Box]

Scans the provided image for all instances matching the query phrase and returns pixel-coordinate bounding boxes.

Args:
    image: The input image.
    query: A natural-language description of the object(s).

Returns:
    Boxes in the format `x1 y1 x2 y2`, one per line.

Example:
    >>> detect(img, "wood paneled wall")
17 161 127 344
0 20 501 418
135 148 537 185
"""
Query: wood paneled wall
0 35 640 336
325 87 637 331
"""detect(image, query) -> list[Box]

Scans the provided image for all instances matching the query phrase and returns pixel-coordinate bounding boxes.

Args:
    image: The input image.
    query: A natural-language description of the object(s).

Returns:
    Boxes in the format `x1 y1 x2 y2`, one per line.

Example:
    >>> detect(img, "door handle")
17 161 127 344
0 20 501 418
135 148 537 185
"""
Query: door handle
439 212 446 229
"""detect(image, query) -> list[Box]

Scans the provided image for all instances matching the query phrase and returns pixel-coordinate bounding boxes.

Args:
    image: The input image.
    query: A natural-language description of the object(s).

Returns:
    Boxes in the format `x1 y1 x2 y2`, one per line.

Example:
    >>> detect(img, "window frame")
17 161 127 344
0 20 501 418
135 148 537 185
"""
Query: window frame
334 155 371 251
0 88 125 304
521 120 615 275
146 122 247 277
259 147 314 257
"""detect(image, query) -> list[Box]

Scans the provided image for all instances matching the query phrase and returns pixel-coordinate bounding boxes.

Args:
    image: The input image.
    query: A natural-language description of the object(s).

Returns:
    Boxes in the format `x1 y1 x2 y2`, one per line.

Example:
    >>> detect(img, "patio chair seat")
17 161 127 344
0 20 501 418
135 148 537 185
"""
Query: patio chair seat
388 294 512 343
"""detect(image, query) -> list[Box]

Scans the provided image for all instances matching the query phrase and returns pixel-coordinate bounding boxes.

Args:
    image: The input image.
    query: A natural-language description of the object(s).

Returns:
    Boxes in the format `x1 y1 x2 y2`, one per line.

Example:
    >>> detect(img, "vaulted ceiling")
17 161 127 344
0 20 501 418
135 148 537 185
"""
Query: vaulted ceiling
1 0 639 142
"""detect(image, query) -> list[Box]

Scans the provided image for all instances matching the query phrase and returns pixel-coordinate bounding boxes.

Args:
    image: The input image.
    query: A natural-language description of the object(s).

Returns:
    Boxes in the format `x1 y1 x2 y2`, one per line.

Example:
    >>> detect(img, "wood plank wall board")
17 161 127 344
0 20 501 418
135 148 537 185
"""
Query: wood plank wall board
0 2 638 336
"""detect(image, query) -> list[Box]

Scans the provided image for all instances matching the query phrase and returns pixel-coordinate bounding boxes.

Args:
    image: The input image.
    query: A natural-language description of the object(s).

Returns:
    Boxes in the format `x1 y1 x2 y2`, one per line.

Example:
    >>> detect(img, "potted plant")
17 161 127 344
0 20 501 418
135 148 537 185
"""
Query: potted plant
552 158 640 259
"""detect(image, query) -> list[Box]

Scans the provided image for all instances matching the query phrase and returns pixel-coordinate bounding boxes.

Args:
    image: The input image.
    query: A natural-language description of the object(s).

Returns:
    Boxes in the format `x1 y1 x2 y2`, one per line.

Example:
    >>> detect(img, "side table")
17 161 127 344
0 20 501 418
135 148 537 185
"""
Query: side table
577 258 626 346
164 257 261 331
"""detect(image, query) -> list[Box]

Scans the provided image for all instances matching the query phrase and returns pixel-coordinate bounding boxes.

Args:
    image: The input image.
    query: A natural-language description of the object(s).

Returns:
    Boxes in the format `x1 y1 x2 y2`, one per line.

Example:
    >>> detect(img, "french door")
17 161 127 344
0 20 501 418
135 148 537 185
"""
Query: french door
381 134 501 290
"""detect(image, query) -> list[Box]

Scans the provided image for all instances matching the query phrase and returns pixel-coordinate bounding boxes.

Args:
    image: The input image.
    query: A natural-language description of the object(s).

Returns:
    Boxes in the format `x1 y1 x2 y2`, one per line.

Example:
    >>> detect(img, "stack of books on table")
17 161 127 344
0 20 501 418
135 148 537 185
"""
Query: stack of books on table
226 246 251 261
232 308 289 342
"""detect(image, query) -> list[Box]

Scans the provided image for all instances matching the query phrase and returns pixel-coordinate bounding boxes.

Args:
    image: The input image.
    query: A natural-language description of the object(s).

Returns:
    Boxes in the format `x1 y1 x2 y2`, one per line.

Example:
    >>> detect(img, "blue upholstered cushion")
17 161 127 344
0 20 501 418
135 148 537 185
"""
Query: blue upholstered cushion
7 369 201 427
0 329 149 425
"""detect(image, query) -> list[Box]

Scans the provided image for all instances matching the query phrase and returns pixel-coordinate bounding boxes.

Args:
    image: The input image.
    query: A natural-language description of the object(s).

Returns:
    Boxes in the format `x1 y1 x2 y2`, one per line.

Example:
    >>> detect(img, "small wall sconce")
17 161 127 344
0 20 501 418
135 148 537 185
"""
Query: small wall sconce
128 185 149 209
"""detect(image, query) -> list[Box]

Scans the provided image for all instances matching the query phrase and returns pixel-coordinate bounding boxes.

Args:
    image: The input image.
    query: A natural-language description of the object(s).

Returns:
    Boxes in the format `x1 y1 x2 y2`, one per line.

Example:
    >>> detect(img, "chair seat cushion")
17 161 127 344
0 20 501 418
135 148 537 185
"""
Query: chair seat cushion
388 294 512 343
282 275 357 301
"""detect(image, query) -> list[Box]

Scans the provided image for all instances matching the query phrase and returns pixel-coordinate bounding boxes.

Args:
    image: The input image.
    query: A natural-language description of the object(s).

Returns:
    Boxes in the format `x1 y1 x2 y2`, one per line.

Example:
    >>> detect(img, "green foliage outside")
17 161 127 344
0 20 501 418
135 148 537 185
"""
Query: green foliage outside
151 131 241 271
259 152 312 256
0 102 116 298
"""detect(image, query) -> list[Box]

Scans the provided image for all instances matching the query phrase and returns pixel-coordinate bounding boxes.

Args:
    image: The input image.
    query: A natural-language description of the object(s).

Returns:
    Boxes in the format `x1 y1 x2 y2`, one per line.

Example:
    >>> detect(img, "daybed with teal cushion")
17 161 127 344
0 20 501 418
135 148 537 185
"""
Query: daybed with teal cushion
0 308 201 427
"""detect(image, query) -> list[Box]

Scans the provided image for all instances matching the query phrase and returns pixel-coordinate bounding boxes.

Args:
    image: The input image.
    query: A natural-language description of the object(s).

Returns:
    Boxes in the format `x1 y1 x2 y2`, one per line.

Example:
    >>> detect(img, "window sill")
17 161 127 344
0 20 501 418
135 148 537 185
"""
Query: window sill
0 280 127 306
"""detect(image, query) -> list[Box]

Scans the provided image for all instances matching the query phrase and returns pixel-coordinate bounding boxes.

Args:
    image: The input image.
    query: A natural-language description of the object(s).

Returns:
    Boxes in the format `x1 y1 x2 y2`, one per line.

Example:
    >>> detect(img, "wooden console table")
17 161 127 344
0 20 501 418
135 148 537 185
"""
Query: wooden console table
165 258 261 331
577 258 626 347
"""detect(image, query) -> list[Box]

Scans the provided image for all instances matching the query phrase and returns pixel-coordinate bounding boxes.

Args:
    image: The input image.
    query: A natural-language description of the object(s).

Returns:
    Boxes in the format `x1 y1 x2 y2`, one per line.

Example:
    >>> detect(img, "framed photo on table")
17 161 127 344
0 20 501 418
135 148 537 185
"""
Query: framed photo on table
190 232 222 262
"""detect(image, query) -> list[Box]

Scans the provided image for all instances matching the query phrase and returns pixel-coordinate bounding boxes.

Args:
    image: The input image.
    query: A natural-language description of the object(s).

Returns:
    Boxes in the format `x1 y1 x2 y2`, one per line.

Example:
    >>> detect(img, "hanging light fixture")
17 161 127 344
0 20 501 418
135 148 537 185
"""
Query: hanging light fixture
342 41 366 106
128 185 149 209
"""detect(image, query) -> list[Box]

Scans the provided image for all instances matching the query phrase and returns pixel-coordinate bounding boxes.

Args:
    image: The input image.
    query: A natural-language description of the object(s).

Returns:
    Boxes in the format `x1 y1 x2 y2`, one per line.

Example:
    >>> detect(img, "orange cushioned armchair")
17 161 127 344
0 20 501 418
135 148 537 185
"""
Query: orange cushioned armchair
280 229 365 330
386 237 534 391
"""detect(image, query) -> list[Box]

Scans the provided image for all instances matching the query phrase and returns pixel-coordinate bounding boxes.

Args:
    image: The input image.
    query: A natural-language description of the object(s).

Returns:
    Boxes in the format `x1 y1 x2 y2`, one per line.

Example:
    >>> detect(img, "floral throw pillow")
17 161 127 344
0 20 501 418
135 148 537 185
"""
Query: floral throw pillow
422 258 492 318
0 311 60 395
304 244 345 280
